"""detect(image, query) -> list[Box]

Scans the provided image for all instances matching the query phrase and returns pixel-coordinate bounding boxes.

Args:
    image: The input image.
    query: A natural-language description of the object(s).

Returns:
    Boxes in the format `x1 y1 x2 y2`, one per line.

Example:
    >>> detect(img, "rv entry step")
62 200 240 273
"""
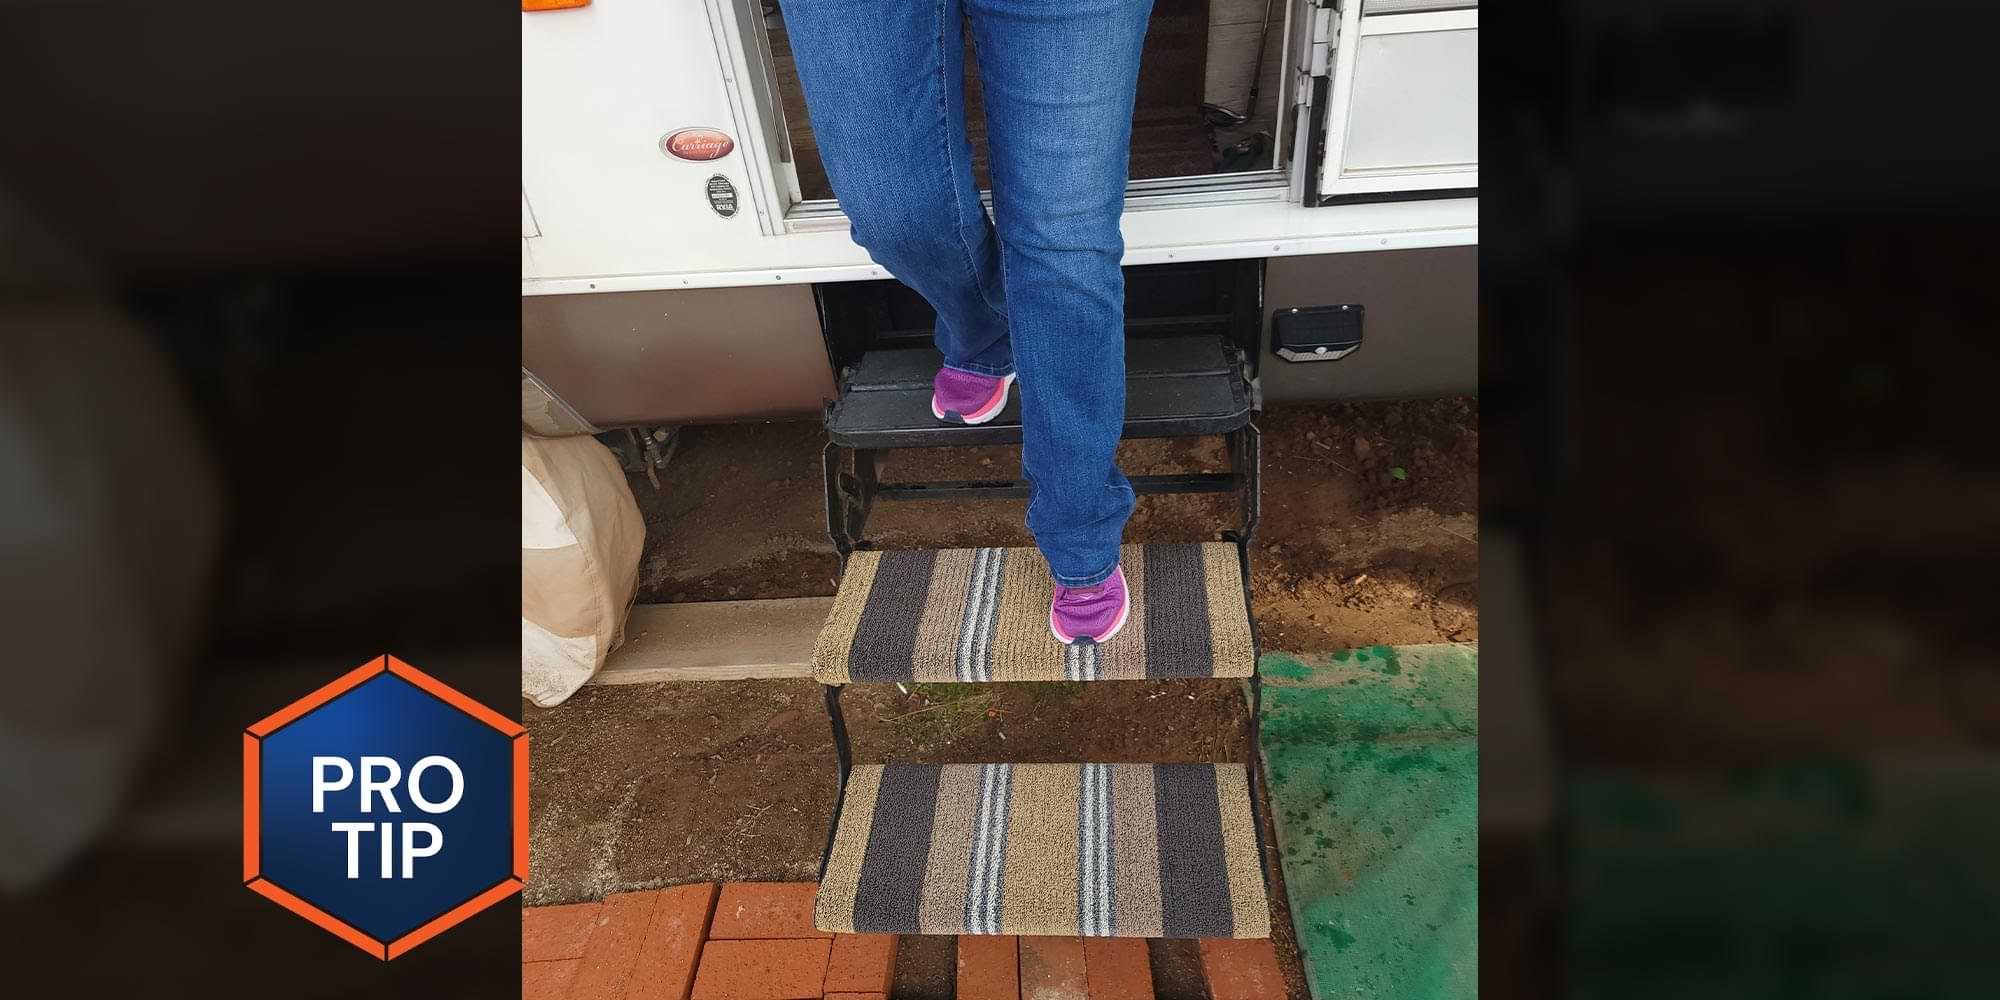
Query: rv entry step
825 334 1252 449
815 761 1271 938
814 542 1256 684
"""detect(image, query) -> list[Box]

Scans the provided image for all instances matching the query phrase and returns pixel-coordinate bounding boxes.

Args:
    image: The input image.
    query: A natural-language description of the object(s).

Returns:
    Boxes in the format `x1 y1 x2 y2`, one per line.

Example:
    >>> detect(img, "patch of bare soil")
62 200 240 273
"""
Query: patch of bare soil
632 420 839 603
1252 400 1479 652
889 934 955 1000
533 400 1476 998
1148 937 1212 1000
524 679 838 903
633 401 1479 653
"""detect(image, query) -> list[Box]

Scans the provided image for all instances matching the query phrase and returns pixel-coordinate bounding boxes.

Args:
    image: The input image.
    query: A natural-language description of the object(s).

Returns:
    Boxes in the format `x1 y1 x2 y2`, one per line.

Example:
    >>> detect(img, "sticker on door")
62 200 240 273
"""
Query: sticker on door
661 127 735 161
707 175 738 218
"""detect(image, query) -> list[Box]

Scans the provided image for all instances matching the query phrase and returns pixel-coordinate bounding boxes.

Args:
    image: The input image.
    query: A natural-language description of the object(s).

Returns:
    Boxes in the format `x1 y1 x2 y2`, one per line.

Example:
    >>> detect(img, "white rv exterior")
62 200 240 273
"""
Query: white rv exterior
520 0 1477 428
522 0 1474 293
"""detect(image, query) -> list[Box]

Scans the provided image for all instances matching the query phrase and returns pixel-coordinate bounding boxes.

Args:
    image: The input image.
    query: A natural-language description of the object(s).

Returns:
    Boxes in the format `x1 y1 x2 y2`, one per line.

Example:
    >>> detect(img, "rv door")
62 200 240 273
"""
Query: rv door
1293 0 1477 205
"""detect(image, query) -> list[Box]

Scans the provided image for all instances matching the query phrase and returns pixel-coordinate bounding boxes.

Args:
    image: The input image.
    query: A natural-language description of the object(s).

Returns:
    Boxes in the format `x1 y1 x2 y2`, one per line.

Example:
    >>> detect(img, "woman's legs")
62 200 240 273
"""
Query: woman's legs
785 0 1148 593
967 0 1152 587
780 0 1014 377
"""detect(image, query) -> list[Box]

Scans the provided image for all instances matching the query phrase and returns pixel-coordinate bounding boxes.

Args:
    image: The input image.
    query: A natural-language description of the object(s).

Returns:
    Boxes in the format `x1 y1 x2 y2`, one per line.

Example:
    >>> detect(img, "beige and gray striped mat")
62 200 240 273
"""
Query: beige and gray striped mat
813 543 1255 683
815 763 1270 938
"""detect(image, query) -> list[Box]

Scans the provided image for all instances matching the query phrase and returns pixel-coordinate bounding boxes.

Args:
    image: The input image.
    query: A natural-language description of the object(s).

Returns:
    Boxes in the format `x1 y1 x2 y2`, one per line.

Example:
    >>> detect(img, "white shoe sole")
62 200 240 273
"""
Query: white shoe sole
1050 576 1130 645
932 372 1016 425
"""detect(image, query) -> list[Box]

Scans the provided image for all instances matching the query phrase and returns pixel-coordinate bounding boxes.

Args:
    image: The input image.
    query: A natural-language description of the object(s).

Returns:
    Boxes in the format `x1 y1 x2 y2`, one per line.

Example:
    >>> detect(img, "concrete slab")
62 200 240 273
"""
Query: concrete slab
592 598 833 684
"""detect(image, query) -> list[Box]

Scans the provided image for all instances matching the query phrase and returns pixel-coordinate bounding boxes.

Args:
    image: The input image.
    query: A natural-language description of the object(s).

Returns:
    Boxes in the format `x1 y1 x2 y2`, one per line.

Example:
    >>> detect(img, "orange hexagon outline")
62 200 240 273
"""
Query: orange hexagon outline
243 655 528 960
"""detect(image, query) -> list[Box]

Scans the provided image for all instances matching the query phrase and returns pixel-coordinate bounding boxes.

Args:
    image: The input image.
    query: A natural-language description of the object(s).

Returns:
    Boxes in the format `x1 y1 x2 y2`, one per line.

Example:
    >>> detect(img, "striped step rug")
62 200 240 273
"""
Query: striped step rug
813 543 1256 683
815 762 1270 938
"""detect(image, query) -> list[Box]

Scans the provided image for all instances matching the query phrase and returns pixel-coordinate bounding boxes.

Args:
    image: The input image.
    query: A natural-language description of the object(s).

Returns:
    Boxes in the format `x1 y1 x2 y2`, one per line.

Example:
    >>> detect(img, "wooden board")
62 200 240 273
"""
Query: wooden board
591 598 834 684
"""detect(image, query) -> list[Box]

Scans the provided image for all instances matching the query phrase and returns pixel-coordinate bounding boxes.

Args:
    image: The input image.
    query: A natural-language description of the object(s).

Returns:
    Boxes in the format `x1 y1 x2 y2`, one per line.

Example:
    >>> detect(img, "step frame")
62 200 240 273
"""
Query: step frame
822 423 1261 560
813 424 1273 919
822 335 1256 450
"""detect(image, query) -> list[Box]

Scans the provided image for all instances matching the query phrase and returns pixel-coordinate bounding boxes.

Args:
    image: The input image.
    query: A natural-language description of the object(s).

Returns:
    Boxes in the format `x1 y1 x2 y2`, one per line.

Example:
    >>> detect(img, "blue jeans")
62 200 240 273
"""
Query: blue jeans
782 0 1149 587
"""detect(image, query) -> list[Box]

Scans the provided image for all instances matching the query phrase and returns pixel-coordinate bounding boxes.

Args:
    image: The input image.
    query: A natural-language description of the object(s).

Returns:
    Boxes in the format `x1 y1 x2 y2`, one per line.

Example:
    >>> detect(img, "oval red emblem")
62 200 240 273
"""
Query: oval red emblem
662 127 735 162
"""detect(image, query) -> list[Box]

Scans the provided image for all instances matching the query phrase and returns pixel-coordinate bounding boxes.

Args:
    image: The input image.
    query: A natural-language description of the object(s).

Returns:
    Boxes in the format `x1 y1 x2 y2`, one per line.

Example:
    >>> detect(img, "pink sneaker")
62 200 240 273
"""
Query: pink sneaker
931 367 1015 425
1049 566 1130 645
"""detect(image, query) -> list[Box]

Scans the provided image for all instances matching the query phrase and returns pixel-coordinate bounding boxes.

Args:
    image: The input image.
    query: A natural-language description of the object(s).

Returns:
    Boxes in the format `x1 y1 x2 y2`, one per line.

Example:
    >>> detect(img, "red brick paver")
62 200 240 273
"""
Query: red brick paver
824 994 888 1000
689 937 833 1000
524 901 603 963
568 891 660 1000
956 934 1021 1000
524 958 583 1000
709 882 831 940
1083 937 1154 999
823 933 898 995
1199 938 1287 1000
626 883 718 1000
1020 936 1089 1000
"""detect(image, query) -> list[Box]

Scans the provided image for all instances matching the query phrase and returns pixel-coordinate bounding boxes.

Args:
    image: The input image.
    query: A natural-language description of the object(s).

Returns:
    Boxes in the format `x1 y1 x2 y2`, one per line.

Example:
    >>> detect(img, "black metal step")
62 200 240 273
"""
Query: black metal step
825 334 1252 448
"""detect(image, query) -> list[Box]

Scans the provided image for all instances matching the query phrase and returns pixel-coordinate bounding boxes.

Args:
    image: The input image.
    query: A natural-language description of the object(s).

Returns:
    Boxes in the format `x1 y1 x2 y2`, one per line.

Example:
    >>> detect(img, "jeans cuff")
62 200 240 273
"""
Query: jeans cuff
942 360 1015 379
1053 562 1118 587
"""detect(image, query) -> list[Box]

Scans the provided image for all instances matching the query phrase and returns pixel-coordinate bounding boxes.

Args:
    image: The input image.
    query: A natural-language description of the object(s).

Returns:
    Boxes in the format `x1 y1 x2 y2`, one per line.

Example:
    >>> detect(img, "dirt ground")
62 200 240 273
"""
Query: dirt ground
632 400 1478 647
525 399 1477 997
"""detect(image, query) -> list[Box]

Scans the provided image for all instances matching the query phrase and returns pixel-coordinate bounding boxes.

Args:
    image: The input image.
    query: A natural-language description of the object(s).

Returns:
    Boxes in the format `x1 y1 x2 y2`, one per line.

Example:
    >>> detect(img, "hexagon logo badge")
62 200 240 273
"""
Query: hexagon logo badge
243 655 527 958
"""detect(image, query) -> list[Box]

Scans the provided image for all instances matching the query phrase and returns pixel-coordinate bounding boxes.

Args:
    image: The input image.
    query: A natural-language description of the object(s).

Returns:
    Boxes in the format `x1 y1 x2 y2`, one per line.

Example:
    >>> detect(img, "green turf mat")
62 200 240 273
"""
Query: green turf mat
1259 644 1478 1000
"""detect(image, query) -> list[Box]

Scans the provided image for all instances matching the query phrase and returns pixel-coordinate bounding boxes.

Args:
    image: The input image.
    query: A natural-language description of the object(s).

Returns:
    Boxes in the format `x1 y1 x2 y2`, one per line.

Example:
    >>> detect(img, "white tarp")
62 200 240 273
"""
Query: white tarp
521 432 644 707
